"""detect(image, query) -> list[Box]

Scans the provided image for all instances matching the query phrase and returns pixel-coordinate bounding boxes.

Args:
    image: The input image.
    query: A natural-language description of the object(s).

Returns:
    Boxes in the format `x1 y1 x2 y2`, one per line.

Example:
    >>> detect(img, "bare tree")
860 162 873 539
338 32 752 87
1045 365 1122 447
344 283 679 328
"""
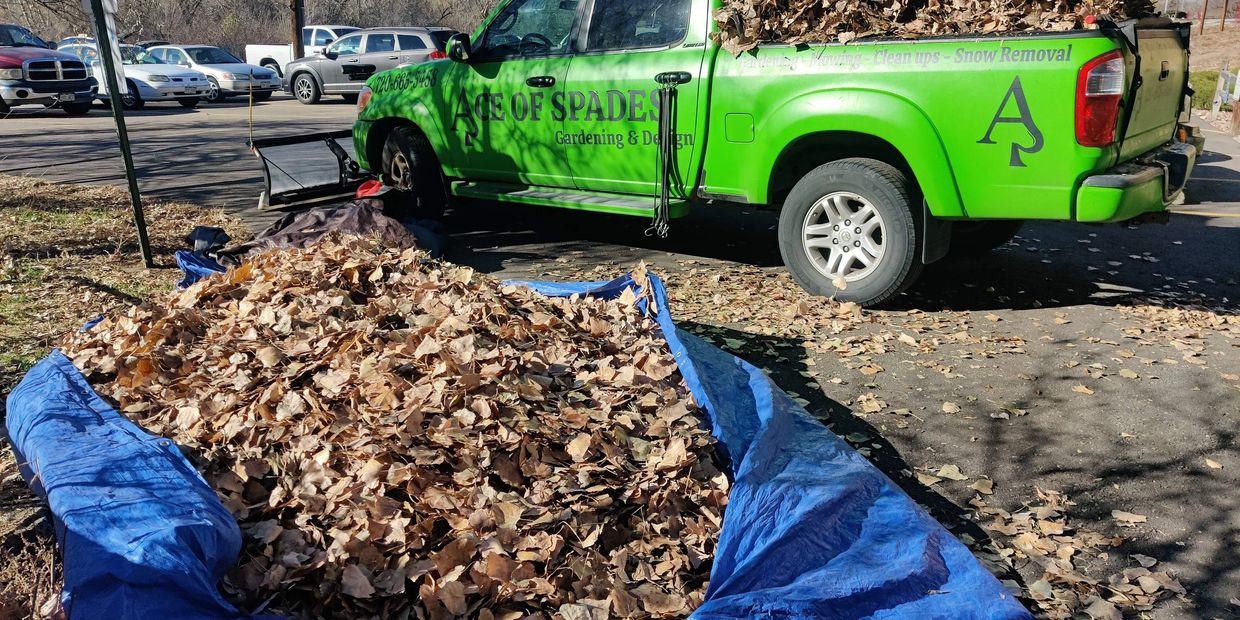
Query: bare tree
1 0 498 49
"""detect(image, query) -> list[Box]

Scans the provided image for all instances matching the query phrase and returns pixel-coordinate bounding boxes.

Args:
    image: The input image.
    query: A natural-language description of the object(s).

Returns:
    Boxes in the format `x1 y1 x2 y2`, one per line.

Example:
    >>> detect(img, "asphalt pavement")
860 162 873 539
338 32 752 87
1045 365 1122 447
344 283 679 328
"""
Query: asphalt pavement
1 96 1238 617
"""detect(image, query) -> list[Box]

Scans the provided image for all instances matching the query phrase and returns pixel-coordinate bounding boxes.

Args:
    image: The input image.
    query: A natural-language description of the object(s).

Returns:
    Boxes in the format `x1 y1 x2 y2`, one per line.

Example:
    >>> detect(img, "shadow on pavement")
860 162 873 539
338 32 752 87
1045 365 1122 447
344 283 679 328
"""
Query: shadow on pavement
679 320 1034 600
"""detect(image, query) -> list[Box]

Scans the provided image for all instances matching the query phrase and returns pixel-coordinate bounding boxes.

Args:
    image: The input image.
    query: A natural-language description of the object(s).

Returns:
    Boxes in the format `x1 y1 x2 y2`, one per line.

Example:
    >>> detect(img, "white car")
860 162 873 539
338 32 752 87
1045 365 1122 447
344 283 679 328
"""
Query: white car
244 25 359 77
147 45 280 104
58 43 207 109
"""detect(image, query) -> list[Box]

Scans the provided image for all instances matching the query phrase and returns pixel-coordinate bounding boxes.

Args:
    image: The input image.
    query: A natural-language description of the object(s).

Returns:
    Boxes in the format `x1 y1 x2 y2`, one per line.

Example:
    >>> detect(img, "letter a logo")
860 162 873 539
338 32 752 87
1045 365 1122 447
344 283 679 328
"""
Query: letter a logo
977 76 1044 167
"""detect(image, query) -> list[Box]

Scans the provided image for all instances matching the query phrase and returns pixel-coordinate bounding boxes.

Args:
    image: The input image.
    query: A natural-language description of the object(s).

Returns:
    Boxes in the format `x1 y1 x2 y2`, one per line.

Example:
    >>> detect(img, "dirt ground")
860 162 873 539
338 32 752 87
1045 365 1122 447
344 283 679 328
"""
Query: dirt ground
0 176 248 618
1189 27 1240 71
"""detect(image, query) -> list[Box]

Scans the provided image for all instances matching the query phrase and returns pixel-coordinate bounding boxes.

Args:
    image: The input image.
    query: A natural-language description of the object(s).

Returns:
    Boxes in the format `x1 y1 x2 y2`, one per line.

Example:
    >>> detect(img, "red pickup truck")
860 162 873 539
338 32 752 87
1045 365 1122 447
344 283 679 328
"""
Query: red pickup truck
1 23 96 116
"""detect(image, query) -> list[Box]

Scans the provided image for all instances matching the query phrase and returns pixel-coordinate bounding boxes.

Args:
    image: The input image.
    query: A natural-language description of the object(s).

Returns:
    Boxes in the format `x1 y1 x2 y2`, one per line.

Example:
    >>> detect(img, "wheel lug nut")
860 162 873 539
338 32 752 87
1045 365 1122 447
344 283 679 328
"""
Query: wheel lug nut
833 225 840 231
854 241 861 247
855 227 862 234
832 239 838 245
845 220 851 225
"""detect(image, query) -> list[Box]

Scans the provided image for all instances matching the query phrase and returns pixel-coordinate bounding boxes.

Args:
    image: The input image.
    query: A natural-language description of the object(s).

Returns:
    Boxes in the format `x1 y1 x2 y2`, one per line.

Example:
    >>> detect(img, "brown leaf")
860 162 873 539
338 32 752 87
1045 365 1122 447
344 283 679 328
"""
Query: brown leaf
340 565 375 599
1112 510 1148 527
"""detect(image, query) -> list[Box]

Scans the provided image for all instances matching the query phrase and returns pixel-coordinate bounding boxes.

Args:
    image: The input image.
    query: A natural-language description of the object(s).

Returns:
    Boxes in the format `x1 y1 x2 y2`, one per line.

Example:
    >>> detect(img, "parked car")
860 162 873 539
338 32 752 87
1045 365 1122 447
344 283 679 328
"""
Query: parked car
60 43 207 109
244 25 359 77
147 44 280 103
1 24 96 115
135 40 171 49
285 27 454 105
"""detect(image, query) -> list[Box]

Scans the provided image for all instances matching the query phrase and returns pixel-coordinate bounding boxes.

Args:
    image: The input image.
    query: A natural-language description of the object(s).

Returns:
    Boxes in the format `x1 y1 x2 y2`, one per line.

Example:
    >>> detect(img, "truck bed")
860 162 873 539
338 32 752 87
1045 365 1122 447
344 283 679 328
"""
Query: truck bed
701 22 1188 222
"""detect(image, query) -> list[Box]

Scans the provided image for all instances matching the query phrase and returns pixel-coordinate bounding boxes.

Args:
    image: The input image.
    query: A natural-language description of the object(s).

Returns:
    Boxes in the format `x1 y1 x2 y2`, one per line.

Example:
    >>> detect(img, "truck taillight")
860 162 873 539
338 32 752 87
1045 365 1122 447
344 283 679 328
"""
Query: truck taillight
429 50 447 60
1075 51 1125 147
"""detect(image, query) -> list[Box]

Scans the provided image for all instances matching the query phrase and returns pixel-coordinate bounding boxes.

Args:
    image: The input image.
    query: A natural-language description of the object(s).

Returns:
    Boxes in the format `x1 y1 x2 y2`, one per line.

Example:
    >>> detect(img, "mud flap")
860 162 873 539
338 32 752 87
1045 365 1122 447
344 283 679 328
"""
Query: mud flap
922 200 952 264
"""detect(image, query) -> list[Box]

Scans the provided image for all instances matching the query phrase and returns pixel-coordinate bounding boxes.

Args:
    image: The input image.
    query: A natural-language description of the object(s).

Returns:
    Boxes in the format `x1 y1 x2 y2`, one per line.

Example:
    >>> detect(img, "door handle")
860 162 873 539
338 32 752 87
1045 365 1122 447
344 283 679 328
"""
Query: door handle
1158 60 1170 81
348 58 359 62
387 55 398 60
525 75 555 88
655 71 692 85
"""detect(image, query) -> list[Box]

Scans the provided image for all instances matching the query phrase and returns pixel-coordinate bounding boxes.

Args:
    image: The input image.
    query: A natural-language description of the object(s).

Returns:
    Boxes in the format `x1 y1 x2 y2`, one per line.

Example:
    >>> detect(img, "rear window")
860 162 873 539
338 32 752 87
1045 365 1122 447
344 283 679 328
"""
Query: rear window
429 30 456 51
398 35 427 51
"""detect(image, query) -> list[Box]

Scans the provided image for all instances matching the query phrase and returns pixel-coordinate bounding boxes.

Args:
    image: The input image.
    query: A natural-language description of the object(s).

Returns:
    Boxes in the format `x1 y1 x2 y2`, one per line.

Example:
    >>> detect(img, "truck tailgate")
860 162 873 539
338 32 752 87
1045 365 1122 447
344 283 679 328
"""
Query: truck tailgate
1117 25 1189 161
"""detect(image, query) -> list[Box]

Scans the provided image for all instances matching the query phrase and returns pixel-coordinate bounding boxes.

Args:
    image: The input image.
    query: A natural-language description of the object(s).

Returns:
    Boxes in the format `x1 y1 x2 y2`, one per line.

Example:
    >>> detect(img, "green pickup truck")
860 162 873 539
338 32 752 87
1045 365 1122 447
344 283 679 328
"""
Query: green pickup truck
353 0 1203 306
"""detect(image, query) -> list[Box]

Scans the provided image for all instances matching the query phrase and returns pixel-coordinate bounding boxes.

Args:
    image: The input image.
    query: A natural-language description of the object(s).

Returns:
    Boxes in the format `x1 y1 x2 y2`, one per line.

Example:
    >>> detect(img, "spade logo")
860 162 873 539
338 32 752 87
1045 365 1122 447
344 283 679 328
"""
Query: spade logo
978 76 1044 167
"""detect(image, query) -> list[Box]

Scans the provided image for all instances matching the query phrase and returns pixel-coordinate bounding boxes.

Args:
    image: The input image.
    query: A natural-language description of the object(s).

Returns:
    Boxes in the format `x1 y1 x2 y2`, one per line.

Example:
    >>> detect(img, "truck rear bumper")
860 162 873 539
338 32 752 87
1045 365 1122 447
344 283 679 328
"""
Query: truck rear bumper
1075 140 1196 223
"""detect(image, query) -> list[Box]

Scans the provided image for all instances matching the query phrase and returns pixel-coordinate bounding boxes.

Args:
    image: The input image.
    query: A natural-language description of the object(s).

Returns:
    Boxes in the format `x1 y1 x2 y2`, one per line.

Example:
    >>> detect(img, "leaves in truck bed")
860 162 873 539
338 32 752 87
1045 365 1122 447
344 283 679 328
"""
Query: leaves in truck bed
712 0 1158 54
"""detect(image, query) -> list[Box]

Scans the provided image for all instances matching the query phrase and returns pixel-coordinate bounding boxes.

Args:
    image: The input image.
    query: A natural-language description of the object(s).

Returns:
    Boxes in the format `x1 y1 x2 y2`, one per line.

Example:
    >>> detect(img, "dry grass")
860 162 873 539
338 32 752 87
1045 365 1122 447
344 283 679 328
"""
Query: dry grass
0 174 248 619
1189 28 1240 72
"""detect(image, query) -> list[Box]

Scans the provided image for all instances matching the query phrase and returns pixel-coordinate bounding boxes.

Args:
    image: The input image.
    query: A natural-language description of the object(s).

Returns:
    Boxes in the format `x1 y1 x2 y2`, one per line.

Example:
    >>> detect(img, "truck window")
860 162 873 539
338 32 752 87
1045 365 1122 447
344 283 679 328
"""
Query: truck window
329 34 362 57
314 28 335 46
366 33 396 53
477 0 578 58
397 35 427 50
302 28 313 47
585 0 689 50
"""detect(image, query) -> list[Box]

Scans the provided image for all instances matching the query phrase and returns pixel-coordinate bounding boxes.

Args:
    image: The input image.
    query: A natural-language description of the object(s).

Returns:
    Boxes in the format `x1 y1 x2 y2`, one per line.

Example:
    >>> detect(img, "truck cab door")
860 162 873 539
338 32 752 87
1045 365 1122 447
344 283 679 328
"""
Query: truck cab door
561 0 706 196
435 0 579 187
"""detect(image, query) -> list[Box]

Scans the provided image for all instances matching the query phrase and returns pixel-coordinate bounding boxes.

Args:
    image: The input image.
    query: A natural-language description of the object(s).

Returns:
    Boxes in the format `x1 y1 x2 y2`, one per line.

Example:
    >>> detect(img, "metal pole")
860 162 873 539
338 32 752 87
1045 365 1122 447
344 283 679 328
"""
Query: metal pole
89 0 153 268
291 0 306 60
1201 0 1209 34
1222 0 1230 30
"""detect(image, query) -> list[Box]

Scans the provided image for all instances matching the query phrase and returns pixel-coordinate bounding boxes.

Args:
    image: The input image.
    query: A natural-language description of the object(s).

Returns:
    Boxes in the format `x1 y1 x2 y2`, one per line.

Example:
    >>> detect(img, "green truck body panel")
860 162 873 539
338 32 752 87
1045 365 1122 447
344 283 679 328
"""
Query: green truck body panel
354 0 1192 227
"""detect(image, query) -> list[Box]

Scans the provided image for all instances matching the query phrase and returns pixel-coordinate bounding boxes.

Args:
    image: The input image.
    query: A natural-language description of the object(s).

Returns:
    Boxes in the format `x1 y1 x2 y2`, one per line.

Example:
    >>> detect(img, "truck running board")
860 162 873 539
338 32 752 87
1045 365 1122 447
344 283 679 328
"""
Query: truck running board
450 182 689 219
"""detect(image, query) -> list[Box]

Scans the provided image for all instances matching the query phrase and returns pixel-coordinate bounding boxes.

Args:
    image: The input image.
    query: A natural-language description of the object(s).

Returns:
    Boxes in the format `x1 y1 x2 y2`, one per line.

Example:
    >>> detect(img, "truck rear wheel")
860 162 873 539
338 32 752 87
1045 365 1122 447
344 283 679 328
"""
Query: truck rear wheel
948 221 1023 256
778 158 921 307
381 126 447 220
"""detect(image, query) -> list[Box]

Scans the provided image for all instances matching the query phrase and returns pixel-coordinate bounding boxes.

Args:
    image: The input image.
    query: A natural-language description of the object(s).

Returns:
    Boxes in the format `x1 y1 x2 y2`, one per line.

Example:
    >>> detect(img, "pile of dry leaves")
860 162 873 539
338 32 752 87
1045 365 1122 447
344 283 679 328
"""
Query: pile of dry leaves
713 0 1158 54
63 237 728 619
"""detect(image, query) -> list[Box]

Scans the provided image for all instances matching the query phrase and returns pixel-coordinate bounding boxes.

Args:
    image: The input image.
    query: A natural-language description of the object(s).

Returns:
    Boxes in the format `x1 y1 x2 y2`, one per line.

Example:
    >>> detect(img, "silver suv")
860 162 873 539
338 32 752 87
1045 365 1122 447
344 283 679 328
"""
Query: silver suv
284 27 455 104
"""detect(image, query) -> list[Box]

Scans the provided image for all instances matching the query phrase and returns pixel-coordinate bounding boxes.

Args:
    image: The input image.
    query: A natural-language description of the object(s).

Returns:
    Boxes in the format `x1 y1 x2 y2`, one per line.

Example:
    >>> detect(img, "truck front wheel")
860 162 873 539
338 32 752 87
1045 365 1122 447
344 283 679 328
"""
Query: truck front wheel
381 126 447 220
778 158 921 307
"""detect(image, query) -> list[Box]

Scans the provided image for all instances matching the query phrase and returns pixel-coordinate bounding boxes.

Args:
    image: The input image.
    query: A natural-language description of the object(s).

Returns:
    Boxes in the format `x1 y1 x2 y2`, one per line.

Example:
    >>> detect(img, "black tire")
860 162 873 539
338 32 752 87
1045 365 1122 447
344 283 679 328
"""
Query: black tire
177 97 200 109
62 101 92 115
341 93 359 104
778 158 922 307
292 73 320 104
251 91 273 102
0 100 9 116
204 78 226 103
262 61 282 78
381 125 448 220
121 80 144 110
948 221 1023 256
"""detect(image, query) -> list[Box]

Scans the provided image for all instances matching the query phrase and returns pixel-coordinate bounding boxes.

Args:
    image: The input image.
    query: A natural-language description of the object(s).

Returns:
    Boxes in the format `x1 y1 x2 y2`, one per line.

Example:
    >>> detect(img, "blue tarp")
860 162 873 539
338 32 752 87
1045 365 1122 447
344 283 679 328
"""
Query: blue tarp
5 268 1031 620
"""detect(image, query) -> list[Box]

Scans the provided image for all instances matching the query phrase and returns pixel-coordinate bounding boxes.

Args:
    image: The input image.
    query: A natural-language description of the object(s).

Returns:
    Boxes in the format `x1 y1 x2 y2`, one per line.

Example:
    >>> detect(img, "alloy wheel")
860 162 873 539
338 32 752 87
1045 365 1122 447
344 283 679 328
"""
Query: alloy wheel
801 191 887 282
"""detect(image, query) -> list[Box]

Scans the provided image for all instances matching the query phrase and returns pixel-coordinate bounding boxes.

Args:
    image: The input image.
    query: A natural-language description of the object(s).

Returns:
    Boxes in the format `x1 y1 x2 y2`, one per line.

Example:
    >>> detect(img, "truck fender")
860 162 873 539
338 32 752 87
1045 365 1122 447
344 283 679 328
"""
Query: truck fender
356 94 453 177
757 88 967 218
